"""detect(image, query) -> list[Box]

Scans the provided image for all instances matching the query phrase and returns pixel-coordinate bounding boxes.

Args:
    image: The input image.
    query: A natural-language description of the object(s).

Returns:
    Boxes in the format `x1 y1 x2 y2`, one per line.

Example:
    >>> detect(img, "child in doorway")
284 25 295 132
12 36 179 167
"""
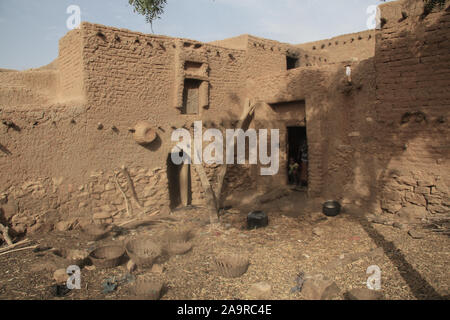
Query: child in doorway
288 158 300 185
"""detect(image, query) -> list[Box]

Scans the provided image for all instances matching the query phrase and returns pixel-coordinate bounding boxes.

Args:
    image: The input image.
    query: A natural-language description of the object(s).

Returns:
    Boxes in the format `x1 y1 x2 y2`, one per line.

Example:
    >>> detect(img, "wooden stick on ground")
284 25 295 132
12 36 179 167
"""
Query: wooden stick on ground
114 171 132 216
0 223 13 246
0 245 38 257
121 166 144 209
0 239 31 254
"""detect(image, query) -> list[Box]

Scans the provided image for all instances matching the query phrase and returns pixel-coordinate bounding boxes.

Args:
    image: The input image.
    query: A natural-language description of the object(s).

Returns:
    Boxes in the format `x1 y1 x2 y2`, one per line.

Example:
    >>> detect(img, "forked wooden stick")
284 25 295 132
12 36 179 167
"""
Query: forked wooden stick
0 223 13 246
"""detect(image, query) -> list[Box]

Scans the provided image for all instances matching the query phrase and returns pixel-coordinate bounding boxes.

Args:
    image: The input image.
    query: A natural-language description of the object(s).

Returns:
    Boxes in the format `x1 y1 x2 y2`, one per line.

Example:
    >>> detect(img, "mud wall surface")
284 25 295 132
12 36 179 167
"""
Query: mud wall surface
0 23 252 234
296 30 376 64
370 0 450 220
59 29 86 103
247 60 377 201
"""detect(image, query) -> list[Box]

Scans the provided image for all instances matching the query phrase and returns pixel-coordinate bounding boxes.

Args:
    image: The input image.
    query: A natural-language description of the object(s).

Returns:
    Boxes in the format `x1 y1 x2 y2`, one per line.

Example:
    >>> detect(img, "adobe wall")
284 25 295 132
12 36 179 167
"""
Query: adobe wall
296 30 376 64
1 0 448 235
58 29 86 103
247 59 377 201
370 0 450 220
0 23 255 234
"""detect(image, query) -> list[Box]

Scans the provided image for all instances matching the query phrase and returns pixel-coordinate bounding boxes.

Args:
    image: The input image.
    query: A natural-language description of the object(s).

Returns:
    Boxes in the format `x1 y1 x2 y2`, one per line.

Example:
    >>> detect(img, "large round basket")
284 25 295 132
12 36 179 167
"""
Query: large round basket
134 278 164 300
125 238 162 268
165 241 193 256
213 253 249 278
81 224 112 241
89 245 125 269
162 228 192 243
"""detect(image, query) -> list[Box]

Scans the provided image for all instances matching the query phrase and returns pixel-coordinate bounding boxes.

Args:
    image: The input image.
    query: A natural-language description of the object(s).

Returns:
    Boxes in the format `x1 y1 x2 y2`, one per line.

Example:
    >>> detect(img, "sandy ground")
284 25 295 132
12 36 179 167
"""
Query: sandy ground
0 191 449 300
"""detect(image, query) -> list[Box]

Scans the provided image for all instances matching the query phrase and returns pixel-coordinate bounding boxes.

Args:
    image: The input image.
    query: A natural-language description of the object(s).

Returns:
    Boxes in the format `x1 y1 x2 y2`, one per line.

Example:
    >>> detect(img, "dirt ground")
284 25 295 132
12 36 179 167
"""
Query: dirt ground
0 191 449 300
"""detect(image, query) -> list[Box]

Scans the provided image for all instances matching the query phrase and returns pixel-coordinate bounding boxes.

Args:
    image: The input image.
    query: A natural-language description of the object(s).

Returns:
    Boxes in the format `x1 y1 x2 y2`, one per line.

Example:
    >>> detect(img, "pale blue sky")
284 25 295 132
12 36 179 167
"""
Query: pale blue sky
0 0 392 70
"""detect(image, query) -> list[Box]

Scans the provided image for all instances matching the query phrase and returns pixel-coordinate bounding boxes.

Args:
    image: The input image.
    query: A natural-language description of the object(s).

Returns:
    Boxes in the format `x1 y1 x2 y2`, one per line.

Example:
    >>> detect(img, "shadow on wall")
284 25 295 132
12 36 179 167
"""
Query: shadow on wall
280 3 449 300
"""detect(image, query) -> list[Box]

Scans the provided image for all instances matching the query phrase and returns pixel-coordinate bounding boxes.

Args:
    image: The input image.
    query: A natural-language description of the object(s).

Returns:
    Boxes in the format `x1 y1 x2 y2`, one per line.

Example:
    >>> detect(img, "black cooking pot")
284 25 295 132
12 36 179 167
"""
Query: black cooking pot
322 200 341 217
247 211 268 230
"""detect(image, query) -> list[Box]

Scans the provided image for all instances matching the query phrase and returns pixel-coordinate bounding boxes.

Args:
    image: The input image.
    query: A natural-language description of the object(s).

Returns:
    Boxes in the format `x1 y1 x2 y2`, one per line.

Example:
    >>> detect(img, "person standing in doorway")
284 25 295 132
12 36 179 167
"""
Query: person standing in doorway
300 142 308 187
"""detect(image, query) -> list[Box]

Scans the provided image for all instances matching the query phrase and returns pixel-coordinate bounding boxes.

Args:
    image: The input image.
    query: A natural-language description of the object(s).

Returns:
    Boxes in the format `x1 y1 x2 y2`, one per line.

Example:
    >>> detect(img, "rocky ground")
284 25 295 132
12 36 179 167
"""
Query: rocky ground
0 191 448 300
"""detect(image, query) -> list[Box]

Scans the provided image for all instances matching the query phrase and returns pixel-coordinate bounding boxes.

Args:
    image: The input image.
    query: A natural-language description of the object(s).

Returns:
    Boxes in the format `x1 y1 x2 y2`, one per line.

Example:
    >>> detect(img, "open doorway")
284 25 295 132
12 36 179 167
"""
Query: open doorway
167 152 192 209
287 127 308 188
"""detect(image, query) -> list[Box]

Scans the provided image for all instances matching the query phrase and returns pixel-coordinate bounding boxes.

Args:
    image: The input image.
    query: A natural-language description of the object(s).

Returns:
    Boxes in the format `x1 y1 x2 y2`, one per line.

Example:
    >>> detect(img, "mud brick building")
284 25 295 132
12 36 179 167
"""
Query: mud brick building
0 0 448 235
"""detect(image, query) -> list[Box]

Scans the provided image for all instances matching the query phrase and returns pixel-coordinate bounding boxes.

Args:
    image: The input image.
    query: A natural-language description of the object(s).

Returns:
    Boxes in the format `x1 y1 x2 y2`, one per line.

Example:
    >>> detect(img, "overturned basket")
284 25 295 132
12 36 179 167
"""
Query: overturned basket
81 224 112 241
134 278 164 300
89 245 125 269
213 253 249 278
125 238 162 268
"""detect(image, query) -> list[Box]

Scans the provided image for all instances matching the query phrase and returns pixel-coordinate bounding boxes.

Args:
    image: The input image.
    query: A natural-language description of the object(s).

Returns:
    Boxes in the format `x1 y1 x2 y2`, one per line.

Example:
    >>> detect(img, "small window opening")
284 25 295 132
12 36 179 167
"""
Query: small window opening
287 56 299 70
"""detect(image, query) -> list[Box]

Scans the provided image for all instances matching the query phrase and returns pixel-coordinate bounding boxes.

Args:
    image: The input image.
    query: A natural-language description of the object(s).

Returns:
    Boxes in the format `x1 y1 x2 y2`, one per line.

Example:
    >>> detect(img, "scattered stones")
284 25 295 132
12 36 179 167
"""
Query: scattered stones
53 269 69 284
395 176 417 186
248 282 272 300
398 205 427 223
393 222 407 230
312 227 325 237
367 214 393 226
408 229 425 239
30 261 58 273
127 260 137 273
55 220 75 232
301 274 340 300
345 288 384 300
93 212 112 220
151 264 164 274
1 201 18 220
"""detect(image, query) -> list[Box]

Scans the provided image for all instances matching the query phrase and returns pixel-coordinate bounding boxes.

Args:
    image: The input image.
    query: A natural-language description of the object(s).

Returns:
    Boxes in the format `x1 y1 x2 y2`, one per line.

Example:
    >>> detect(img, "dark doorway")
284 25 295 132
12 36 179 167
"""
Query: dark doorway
286 56 299 70
167 152 192 209
287 127 308 187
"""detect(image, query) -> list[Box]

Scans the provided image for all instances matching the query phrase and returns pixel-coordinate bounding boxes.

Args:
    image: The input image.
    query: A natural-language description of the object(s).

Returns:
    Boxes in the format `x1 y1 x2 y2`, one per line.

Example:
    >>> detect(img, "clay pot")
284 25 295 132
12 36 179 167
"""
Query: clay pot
133 121 157 145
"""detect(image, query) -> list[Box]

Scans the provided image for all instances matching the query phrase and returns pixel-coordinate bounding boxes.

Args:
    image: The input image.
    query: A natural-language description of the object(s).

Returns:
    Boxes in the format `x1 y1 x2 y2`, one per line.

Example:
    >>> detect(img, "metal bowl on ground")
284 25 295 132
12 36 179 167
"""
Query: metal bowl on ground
54 249 89 267
134 278 164 300
322 200 342 217
81 224 112 241
125 238 162 268
89 245 125 269
247 211 268 230
213 253 249 278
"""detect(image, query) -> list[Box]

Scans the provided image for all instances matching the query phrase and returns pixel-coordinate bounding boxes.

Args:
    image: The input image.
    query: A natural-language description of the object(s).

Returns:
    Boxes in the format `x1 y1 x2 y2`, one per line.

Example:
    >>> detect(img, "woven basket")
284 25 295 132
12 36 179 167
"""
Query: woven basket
89 245 125 269
162 228 192 243
134 279 164 300
81 224 112 241
165 241 193 256
125 238 161 268
213 253 249 278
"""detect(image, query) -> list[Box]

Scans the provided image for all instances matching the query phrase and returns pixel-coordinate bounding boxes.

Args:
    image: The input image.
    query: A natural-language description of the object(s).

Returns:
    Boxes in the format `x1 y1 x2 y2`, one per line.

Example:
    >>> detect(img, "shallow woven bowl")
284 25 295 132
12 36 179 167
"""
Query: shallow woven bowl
89 245 125 269
125 238 162 268
162 228 192 243
81 224 112 241
165 241 193 256
54 249 89 267
213 253 249 278
134 279 164 300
